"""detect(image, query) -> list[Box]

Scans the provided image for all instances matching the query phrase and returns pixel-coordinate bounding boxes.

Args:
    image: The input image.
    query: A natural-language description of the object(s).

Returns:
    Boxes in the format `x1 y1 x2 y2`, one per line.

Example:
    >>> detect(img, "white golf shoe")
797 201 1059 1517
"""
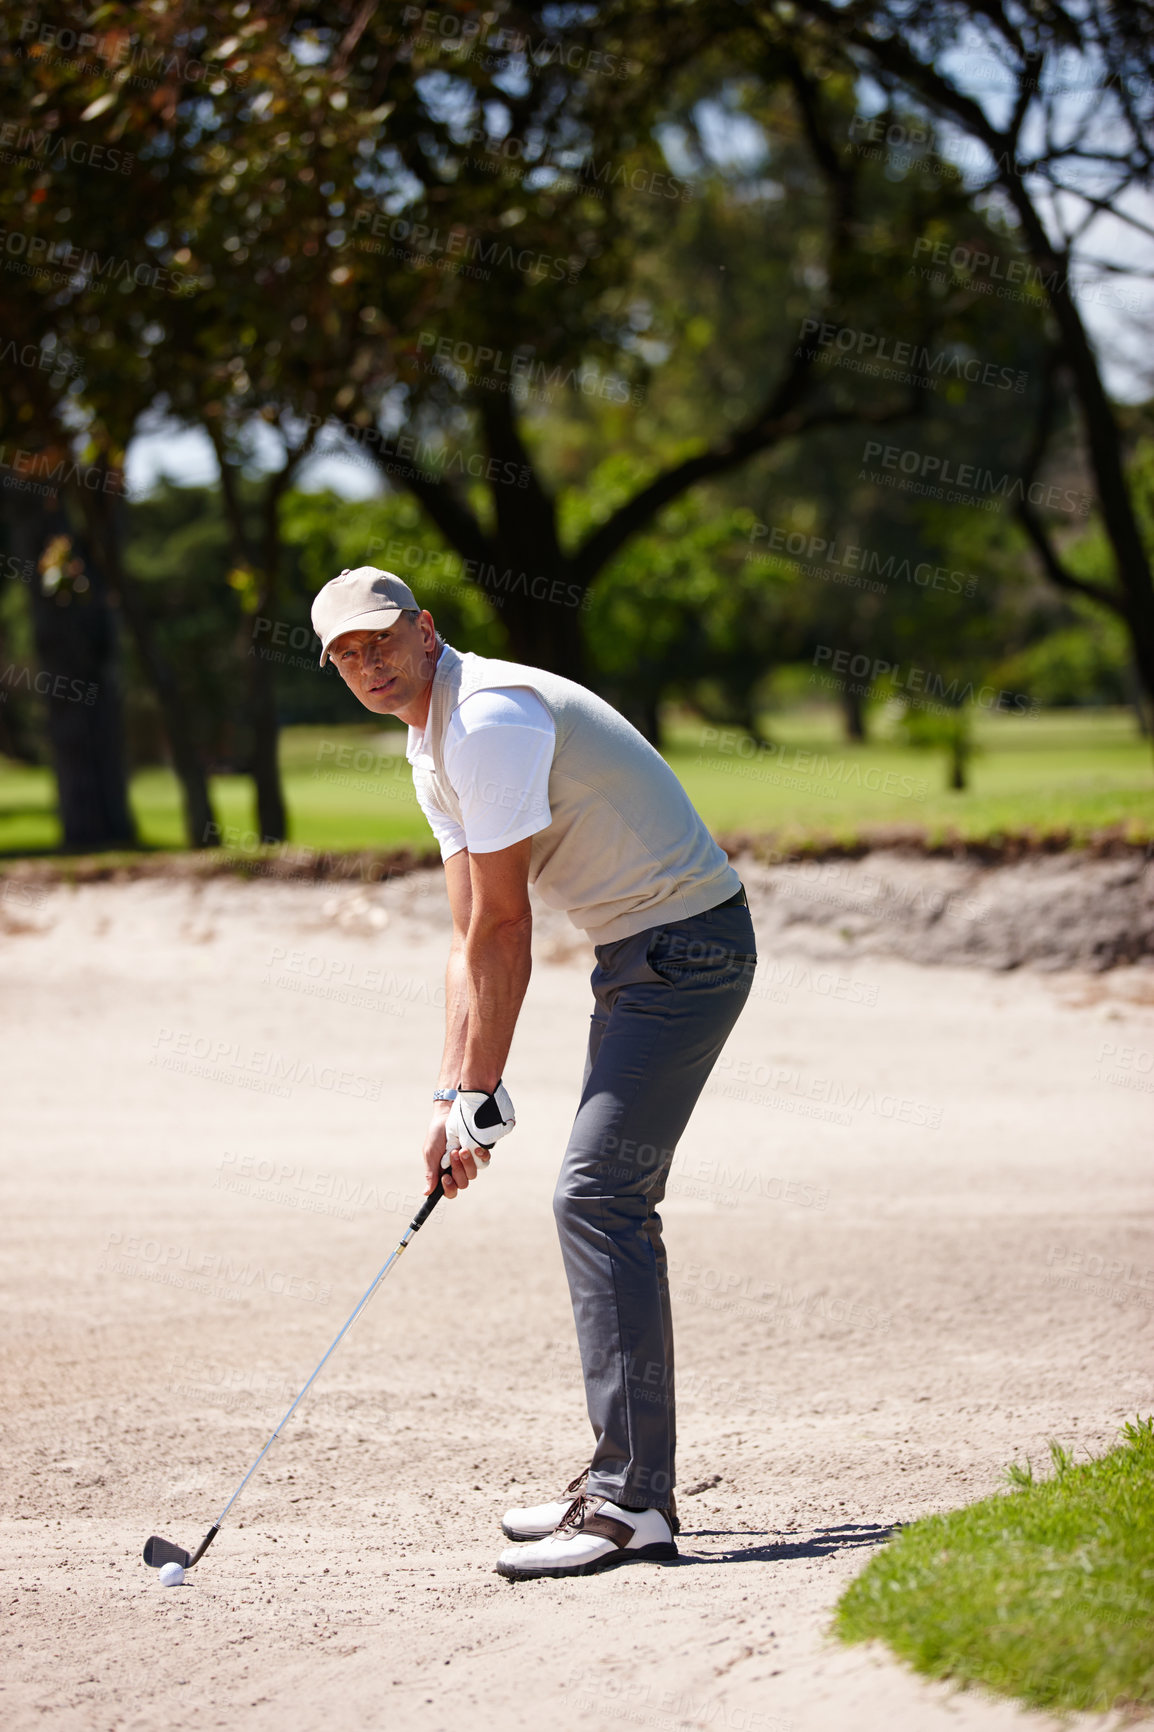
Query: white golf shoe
501 1470 591 1541
496 1494 677 1580
502 1470 680 1541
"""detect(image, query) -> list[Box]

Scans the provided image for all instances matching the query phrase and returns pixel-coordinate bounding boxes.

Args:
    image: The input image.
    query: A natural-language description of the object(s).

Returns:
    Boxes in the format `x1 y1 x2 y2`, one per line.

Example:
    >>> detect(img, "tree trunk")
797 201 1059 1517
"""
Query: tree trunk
492 565 588 682
0 624 41 764
641 689 661 748
469 394 589 680
9 497 136 850
1127 635 1154 764
0 688 38 763
839 684 867 743
948 741 966 790
599 676 663 745
1124 659 1149 737
249 638 287 842
1005 202 1154 720
119 579 220 848
250 504 289 843
83 489 219 849
208 443 289 845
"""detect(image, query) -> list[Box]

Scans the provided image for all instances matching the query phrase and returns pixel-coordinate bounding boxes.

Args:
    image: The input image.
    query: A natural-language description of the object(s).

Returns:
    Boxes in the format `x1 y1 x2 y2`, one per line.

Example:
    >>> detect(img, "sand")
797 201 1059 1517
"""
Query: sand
2 870 1151 1732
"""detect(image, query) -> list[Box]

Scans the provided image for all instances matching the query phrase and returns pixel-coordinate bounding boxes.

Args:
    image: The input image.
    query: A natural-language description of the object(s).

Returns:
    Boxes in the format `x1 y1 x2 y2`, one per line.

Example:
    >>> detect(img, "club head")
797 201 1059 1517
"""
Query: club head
143 1534 192 1570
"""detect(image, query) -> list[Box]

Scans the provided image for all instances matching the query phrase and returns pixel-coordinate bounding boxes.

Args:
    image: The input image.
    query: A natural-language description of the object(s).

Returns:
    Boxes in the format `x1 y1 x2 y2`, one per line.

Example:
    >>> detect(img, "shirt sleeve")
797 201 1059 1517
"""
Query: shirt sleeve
411 764 468 862
442 688 556 854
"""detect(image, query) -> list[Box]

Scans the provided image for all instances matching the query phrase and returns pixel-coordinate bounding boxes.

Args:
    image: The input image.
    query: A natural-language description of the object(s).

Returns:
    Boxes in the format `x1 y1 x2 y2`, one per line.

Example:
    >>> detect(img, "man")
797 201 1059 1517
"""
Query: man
312 566 758 1581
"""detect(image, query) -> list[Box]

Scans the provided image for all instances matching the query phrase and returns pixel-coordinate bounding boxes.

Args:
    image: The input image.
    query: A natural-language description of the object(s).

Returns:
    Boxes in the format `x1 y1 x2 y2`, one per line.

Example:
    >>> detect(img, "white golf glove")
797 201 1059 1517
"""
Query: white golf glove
445 1080 516 1157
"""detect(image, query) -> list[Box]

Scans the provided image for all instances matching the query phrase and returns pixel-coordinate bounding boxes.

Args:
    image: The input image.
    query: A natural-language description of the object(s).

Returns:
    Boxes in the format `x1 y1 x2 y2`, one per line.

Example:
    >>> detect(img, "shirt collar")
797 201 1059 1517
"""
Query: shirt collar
405 719 431 767
405 641 453 766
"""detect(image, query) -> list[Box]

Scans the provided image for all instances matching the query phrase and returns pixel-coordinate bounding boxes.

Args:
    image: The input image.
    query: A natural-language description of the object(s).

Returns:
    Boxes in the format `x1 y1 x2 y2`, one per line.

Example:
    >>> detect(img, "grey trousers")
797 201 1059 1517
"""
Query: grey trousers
553 893 758 1509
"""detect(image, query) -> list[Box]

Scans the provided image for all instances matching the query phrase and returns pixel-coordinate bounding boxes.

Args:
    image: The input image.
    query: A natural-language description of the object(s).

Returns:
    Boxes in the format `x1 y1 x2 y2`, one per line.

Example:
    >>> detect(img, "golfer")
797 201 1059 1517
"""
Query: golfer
312 566 758 1580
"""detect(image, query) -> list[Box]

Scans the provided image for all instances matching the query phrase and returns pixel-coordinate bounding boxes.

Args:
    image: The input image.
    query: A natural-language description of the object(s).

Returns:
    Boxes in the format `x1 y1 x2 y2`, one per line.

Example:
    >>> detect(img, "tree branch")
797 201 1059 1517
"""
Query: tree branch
776 0 1011 160
567 29 908 593
261 418 322 580
331 0 378 79
367 435 494 569
203 417 253 570
1014 347 1126 617
784 0 1154 695
1008 50 1041 145
1014 499 1127 616
569 384 919 588
1043 185 1154 244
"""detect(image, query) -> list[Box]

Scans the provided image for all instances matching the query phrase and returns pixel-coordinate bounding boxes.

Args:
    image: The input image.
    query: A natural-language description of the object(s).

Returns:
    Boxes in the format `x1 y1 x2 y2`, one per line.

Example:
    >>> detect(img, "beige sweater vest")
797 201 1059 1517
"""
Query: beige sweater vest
415 643 740 944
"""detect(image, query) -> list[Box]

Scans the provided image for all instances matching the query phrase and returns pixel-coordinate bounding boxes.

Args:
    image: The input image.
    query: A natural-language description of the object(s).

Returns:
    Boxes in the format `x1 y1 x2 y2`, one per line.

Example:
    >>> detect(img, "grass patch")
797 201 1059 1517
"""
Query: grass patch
666 705 1154 846
835 1417 1154 1716
0 723 427 856
0 706 1151 858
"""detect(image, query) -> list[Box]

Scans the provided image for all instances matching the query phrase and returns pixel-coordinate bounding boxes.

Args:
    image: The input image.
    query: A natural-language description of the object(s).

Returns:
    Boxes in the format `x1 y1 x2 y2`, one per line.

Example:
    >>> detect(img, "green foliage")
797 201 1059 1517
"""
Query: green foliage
894 702 977 791
120 482 244 765
113 481 515 772
993 619 1132 709
836 1417 1154 1714
576 477 785 736
278 490 507 662
0 567 45 763
2 0 1151 844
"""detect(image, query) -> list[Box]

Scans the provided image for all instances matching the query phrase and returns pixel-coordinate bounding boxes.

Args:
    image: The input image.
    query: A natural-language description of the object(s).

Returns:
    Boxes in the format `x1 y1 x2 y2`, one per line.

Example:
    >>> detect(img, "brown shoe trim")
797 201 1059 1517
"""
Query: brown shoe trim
556 1494 635 1550
579 1513 634 1548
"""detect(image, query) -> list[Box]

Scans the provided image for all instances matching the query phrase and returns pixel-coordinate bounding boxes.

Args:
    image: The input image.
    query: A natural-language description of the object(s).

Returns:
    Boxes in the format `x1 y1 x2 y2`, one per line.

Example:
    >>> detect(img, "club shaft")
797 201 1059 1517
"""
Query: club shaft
213 1182 444 1528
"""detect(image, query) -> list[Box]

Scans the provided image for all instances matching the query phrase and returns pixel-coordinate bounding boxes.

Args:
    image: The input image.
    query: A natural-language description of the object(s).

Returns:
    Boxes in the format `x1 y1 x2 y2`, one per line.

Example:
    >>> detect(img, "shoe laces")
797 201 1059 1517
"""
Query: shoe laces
557 1493 594 1533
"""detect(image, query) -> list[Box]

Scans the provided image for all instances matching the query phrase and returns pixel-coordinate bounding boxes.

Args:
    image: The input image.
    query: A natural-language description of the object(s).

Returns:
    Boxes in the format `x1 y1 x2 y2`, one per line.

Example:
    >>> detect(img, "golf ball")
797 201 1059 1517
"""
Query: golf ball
158 1561 185 1588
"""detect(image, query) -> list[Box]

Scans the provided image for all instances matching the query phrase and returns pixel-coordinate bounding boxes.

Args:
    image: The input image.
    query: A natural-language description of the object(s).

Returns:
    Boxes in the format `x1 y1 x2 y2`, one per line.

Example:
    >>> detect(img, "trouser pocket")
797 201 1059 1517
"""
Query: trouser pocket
644 908 757 990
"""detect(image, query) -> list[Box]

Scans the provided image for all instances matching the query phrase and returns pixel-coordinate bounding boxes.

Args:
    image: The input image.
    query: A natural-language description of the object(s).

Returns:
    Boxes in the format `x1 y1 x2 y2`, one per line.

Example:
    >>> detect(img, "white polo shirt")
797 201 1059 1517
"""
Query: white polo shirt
406 687 556 858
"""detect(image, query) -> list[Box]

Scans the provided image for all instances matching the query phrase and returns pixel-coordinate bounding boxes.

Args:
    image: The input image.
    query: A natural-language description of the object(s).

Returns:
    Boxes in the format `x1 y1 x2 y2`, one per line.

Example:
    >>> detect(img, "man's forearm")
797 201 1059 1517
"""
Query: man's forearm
460 913 532 1092
438 939 470 1090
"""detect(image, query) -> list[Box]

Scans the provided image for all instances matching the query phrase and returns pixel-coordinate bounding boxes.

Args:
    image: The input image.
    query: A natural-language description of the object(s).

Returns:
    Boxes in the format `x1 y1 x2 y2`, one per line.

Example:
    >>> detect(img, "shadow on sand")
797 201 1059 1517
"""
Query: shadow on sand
671 1520 897 1565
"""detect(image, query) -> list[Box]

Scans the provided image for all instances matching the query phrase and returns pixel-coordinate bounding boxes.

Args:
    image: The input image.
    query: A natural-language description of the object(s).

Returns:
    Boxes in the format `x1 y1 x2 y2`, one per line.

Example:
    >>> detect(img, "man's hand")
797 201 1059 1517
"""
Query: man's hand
447 1081 515 1157
422 1100 488 1200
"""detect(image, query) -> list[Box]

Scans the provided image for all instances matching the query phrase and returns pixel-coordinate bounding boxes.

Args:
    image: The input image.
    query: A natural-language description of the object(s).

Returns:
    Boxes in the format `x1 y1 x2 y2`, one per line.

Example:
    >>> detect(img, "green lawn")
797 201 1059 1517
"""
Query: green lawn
665 703 1154 846
1 705 1151 857
835 1418 1154 1716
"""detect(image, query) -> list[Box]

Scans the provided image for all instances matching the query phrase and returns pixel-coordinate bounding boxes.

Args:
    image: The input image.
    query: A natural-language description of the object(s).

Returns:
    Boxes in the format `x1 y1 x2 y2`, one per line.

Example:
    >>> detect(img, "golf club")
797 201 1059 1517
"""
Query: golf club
143 1170 449 1575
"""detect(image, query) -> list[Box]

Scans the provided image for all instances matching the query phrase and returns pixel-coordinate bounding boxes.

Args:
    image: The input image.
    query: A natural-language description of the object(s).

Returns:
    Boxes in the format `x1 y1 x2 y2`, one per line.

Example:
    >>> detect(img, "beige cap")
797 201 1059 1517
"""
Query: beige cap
311 567 420 665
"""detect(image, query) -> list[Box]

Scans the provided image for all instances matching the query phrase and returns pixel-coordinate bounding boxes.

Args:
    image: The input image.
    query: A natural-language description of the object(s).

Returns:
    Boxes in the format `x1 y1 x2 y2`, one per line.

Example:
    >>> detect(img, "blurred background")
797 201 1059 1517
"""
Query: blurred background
1 0 1151 861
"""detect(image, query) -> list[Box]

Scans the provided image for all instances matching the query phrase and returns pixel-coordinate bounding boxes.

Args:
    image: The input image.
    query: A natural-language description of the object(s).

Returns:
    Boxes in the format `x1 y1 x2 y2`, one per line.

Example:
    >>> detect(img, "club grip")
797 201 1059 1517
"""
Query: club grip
409 1177 445 1233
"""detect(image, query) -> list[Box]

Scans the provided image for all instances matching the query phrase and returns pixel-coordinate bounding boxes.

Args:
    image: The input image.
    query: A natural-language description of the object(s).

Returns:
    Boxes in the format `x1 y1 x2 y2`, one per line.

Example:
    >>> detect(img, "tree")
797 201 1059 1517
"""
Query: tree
4 0 940 760
774 0 1154 727
7 0 1143 856
1 1 436 838
324 7 937 678
4 497 135 847
0 11 225 843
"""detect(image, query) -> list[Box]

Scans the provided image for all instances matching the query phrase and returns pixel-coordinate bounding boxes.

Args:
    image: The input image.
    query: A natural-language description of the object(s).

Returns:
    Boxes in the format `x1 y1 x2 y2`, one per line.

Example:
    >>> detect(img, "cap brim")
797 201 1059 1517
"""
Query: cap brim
318 607 405 665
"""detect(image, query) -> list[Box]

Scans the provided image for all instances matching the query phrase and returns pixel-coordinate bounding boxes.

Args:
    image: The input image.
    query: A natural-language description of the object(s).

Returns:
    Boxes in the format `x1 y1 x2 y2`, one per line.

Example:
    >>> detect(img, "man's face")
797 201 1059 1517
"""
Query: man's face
328 610 439 723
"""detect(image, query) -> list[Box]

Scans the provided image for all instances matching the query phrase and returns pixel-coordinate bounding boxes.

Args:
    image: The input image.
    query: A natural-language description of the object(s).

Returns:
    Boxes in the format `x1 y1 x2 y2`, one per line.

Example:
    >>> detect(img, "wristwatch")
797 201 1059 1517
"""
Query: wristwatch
433 1087 458 1102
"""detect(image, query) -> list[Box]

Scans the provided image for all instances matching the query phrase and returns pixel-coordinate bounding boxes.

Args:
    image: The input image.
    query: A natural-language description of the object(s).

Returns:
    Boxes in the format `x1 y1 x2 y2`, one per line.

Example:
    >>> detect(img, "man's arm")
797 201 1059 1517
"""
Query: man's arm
422 839 533 1198
439 847 473 1091
422 849 472 1197
461 836 533 1092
